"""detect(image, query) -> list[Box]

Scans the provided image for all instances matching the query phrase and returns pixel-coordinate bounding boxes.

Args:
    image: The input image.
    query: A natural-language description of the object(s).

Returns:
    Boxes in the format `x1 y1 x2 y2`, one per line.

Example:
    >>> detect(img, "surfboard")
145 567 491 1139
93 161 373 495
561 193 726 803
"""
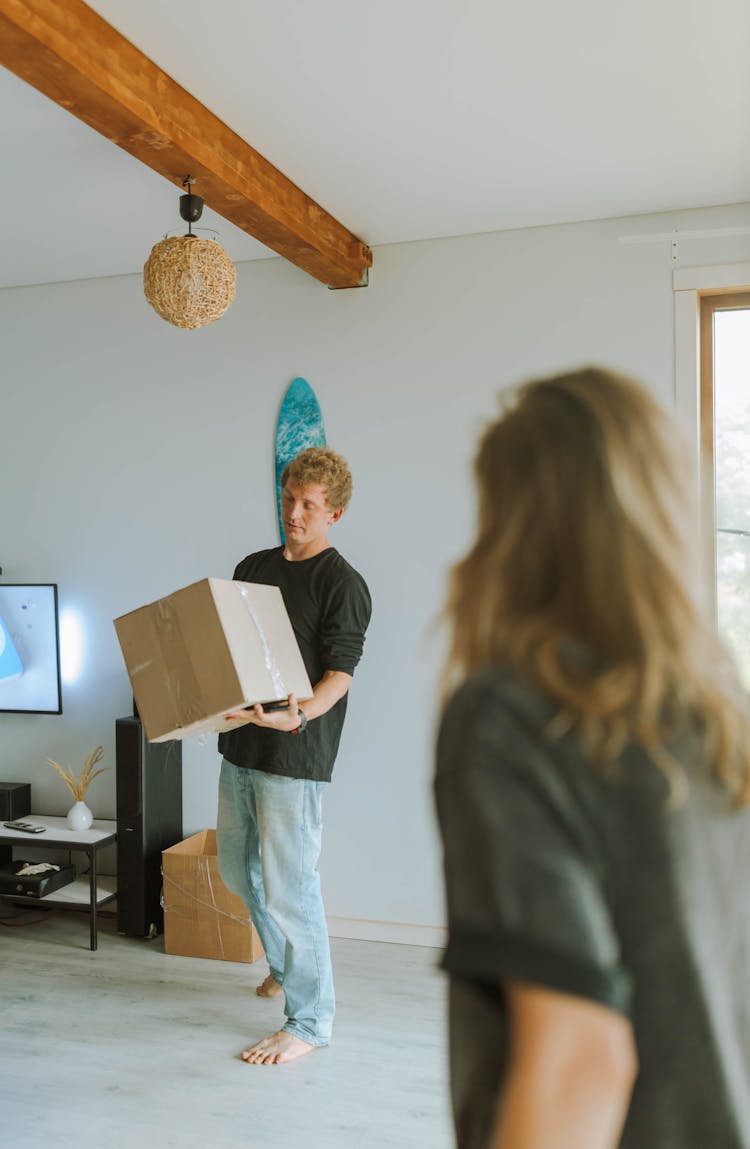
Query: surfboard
275 377 327 542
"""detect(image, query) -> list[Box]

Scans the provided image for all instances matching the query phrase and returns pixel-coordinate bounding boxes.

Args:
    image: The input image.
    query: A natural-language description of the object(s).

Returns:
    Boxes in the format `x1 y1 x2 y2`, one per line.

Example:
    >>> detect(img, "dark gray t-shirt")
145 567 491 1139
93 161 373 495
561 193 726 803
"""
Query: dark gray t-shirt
435 667 750 1149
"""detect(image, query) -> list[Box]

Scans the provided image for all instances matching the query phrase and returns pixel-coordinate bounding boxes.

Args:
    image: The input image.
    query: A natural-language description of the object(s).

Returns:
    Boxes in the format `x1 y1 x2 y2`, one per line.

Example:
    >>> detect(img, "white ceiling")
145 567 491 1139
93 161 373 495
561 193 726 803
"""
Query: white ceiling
3 0 749 289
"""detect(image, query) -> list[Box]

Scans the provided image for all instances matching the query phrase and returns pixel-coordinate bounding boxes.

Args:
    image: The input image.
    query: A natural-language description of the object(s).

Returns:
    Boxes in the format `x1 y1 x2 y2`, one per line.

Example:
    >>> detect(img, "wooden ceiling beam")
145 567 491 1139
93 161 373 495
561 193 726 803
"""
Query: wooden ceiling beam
0 0 372 288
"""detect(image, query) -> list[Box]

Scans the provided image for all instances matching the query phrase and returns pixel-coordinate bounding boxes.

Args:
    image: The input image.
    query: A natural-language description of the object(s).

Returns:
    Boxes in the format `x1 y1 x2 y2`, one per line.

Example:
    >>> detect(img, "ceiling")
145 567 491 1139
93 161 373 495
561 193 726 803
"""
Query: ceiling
3 0 749 290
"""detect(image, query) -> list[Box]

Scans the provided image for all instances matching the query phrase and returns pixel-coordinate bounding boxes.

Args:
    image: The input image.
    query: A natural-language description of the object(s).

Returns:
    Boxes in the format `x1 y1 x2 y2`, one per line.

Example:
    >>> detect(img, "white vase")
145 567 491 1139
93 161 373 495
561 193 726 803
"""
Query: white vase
66 801 93 831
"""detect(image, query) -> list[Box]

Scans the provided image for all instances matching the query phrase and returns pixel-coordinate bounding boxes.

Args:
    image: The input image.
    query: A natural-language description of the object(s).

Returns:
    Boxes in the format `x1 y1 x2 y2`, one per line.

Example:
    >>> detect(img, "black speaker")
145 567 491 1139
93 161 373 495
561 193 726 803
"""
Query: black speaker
0 782 31 820
115 716 183 938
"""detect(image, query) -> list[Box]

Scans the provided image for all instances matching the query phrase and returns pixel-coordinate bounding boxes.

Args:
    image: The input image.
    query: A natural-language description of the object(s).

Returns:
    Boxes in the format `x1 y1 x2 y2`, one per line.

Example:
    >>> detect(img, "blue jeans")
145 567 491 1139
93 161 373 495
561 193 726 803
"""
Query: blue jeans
216 760 334 1046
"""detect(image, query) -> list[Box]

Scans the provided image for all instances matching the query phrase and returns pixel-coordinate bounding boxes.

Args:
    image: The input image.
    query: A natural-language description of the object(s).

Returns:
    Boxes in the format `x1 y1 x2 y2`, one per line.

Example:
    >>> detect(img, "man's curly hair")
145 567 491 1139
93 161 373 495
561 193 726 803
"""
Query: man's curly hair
282 447 353 511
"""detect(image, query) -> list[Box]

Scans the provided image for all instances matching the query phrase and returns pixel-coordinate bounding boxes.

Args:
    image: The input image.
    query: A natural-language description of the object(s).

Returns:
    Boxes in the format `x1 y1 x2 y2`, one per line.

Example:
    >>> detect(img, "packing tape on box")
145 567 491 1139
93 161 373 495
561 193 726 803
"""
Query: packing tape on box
161 876 255 928
238 586 286 698
162 878 252 961
154 599 205 725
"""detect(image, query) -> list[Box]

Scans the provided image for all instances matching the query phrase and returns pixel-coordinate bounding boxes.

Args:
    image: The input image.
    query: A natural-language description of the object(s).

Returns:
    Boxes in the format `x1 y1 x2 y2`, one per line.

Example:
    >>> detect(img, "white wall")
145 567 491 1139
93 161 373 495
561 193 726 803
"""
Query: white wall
2 200 749 933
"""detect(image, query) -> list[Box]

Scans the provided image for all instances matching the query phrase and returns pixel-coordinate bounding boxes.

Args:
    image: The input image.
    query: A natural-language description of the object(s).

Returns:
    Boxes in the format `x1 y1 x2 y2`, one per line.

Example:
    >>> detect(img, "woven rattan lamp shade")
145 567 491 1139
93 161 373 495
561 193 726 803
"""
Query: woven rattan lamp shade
143 236 237 330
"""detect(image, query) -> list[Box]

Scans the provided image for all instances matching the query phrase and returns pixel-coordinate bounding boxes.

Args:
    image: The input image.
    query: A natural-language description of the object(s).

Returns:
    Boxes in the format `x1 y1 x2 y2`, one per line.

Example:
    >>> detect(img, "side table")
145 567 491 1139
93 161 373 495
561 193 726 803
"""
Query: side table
0 815 117 950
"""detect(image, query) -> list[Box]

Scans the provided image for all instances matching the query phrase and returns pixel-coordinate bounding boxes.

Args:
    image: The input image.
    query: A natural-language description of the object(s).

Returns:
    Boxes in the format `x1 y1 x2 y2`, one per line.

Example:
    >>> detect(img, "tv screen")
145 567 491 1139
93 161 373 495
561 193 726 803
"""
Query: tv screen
0 584 62 714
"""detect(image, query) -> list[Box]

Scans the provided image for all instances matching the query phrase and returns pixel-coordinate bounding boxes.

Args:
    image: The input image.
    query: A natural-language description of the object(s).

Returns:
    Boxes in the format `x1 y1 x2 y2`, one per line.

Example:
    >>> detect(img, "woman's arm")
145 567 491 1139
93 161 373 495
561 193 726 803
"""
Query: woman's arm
491 980 637 1149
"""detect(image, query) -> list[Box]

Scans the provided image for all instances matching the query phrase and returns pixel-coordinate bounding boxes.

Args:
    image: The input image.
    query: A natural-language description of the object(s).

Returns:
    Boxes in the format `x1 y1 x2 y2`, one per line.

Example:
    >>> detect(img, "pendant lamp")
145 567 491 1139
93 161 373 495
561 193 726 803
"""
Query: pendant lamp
143 178 237 330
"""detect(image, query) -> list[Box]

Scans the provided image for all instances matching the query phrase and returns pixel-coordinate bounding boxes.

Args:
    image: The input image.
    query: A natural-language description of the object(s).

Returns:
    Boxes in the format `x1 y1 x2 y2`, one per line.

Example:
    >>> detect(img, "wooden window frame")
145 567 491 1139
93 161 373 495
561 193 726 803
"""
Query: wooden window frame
674 265 750 617
699 291 750 607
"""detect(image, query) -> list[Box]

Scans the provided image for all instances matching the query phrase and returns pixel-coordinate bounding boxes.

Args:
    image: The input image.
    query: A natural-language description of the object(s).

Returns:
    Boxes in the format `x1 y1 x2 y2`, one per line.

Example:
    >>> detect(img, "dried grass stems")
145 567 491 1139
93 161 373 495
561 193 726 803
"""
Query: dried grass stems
47 745 107 802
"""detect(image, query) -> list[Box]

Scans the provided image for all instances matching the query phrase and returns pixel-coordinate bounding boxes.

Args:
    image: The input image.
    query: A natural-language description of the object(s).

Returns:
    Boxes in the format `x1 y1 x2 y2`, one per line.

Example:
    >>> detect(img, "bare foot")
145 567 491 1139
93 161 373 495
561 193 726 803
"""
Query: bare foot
240 1030 316 1065
256 975 283 999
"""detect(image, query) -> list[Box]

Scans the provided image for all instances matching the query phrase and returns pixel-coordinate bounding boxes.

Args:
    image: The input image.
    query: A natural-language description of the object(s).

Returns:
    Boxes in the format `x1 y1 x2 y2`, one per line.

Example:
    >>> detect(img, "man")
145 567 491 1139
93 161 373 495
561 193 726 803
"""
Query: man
217 446 371 1066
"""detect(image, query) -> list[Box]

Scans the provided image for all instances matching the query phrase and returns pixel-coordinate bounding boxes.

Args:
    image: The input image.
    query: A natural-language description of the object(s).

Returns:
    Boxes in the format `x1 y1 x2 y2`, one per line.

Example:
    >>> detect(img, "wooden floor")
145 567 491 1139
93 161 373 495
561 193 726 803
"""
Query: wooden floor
0 906 453 1149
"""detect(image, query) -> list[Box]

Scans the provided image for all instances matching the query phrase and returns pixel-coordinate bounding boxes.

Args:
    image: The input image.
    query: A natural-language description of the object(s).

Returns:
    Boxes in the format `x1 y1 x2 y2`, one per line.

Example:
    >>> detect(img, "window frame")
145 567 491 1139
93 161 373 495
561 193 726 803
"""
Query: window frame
700 292 750 601
674 265 750 618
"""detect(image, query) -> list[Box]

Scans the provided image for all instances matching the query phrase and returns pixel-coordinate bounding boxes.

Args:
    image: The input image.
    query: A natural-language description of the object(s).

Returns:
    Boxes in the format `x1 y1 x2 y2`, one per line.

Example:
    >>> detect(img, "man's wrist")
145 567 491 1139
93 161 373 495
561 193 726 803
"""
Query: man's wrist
290 707 308 734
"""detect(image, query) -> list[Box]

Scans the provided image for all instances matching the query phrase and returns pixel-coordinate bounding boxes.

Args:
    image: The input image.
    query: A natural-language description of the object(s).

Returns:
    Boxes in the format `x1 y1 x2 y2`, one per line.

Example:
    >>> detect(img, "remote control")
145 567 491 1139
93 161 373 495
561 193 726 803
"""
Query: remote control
3 821 46 834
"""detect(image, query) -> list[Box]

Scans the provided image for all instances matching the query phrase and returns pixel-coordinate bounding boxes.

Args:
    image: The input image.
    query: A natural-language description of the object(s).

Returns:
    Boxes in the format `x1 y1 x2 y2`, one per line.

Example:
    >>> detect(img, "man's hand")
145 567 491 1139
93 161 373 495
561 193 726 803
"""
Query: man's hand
224 694 303 732
223 671 352 732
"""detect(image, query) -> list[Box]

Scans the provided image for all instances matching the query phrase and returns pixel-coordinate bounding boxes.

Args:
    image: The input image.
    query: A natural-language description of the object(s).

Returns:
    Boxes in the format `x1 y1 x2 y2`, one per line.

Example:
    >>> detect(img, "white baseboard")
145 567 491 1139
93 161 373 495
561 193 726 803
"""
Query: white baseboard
327 916 447 949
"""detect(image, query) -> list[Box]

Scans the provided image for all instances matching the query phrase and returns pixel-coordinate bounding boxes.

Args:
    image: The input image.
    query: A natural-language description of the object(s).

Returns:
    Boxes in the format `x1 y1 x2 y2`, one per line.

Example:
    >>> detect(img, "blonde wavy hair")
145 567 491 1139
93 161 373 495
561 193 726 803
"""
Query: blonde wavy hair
282 447 353 511
443 366 750 804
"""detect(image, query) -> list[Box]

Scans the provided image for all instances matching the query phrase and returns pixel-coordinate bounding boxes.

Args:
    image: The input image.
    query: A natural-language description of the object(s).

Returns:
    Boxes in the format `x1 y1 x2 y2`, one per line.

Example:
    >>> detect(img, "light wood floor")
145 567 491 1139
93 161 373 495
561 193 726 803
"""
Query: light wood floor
0 906 453 1149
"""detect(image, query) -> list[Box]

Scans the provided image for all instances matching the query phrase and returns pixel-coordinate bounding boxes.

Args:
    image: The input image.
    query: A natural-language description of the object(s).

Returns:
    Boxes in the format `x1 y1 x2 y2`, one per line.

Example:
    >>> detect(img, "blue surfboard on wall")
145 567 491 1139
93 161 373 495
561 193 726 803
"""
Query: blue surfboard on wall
275 377 327 542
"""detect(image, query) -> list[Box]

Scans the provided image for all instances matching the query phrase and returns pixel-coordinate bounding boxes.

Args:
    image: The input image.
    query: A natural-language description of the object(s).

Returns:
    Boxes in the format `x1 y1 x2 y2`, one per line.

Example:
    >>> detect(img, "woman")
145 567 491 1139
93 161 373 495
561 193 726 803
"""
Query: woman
435 367 750 1149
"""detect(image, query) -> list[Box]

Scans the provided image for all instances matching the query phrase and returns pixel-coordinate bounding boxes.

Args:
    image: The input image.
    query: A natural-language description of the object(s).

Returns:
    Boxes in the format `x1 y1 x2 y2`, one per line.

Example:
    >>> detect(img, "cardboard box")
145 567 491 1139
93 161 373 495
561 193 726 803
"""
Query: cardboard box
114 578 313 743
162 830 264 963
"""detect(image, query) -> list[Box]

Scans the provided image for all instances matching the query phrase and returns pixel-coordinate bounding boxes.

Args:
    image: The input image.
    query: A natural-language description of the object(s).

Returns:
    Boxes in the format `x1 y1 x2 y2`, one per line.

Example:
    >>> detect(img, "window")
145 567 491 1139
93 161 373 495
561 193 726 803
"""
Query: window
702 293 750 681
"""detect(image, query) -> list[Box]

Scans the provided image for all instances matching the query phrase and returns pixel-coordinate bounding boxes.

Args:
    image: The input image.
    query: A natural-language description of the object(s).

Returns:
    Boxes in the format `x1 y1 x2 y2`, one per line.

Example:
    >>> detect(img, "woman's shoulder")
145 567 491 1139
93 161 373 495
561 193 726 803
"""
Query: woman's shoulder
442 665 556 735
436 666 559 785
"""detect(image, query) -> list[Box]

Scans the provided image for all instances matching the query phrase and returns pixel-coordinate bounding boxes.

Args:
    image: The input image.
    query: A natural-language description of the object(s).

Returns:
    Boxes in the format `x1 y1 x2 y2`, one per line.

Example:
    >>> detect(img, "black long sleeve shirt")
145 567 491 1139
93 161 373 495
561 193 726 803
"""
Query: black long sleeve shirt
218 546 371 781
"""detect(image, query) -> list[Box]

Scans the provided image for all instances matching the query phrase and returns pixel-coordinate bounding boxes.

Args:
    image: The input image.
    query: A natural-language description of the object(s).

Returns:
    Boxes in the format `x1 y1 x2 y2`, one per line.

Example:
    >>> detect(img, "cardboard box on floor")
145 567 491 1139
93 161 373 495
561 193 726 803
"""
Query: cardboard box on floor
114 578 313 743
162 830 264 963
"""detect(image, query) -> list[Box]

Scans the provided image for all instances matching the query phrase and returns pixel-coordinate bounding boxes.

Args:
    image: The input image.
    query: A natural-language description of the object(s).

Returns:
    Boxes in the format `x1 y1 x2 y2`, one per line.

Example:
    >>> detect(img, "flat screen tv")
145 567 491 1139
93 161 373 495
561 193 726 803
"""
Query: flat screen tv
0 584 62 714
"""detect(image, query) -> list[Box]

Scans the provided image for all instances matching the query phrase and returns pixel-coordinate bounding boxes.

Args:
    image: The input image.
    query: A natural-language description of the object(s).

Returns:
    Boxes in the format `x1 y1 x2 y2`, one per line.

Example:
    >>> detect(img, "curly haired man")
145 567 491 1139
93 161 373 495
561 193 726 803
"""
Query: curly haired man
217 447 371 1065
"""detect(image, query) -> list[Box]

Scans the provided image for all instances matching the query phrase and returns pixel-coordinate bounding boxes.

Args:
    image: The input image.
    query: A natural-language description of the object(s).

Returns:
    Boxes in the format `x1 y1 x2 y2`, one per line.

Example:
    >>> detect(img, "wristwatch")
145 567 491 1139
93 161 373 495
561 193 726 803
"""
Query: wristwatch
292 707 308 734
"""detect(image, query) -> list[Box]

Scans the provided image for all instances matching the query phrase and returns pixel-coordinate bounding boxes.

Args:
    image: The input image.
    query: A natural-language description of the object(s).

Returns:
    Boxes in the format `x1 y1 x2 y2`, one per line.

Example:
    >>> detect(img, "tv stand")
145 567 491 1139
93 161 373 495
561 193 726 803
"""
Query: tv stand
0 815 117 950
